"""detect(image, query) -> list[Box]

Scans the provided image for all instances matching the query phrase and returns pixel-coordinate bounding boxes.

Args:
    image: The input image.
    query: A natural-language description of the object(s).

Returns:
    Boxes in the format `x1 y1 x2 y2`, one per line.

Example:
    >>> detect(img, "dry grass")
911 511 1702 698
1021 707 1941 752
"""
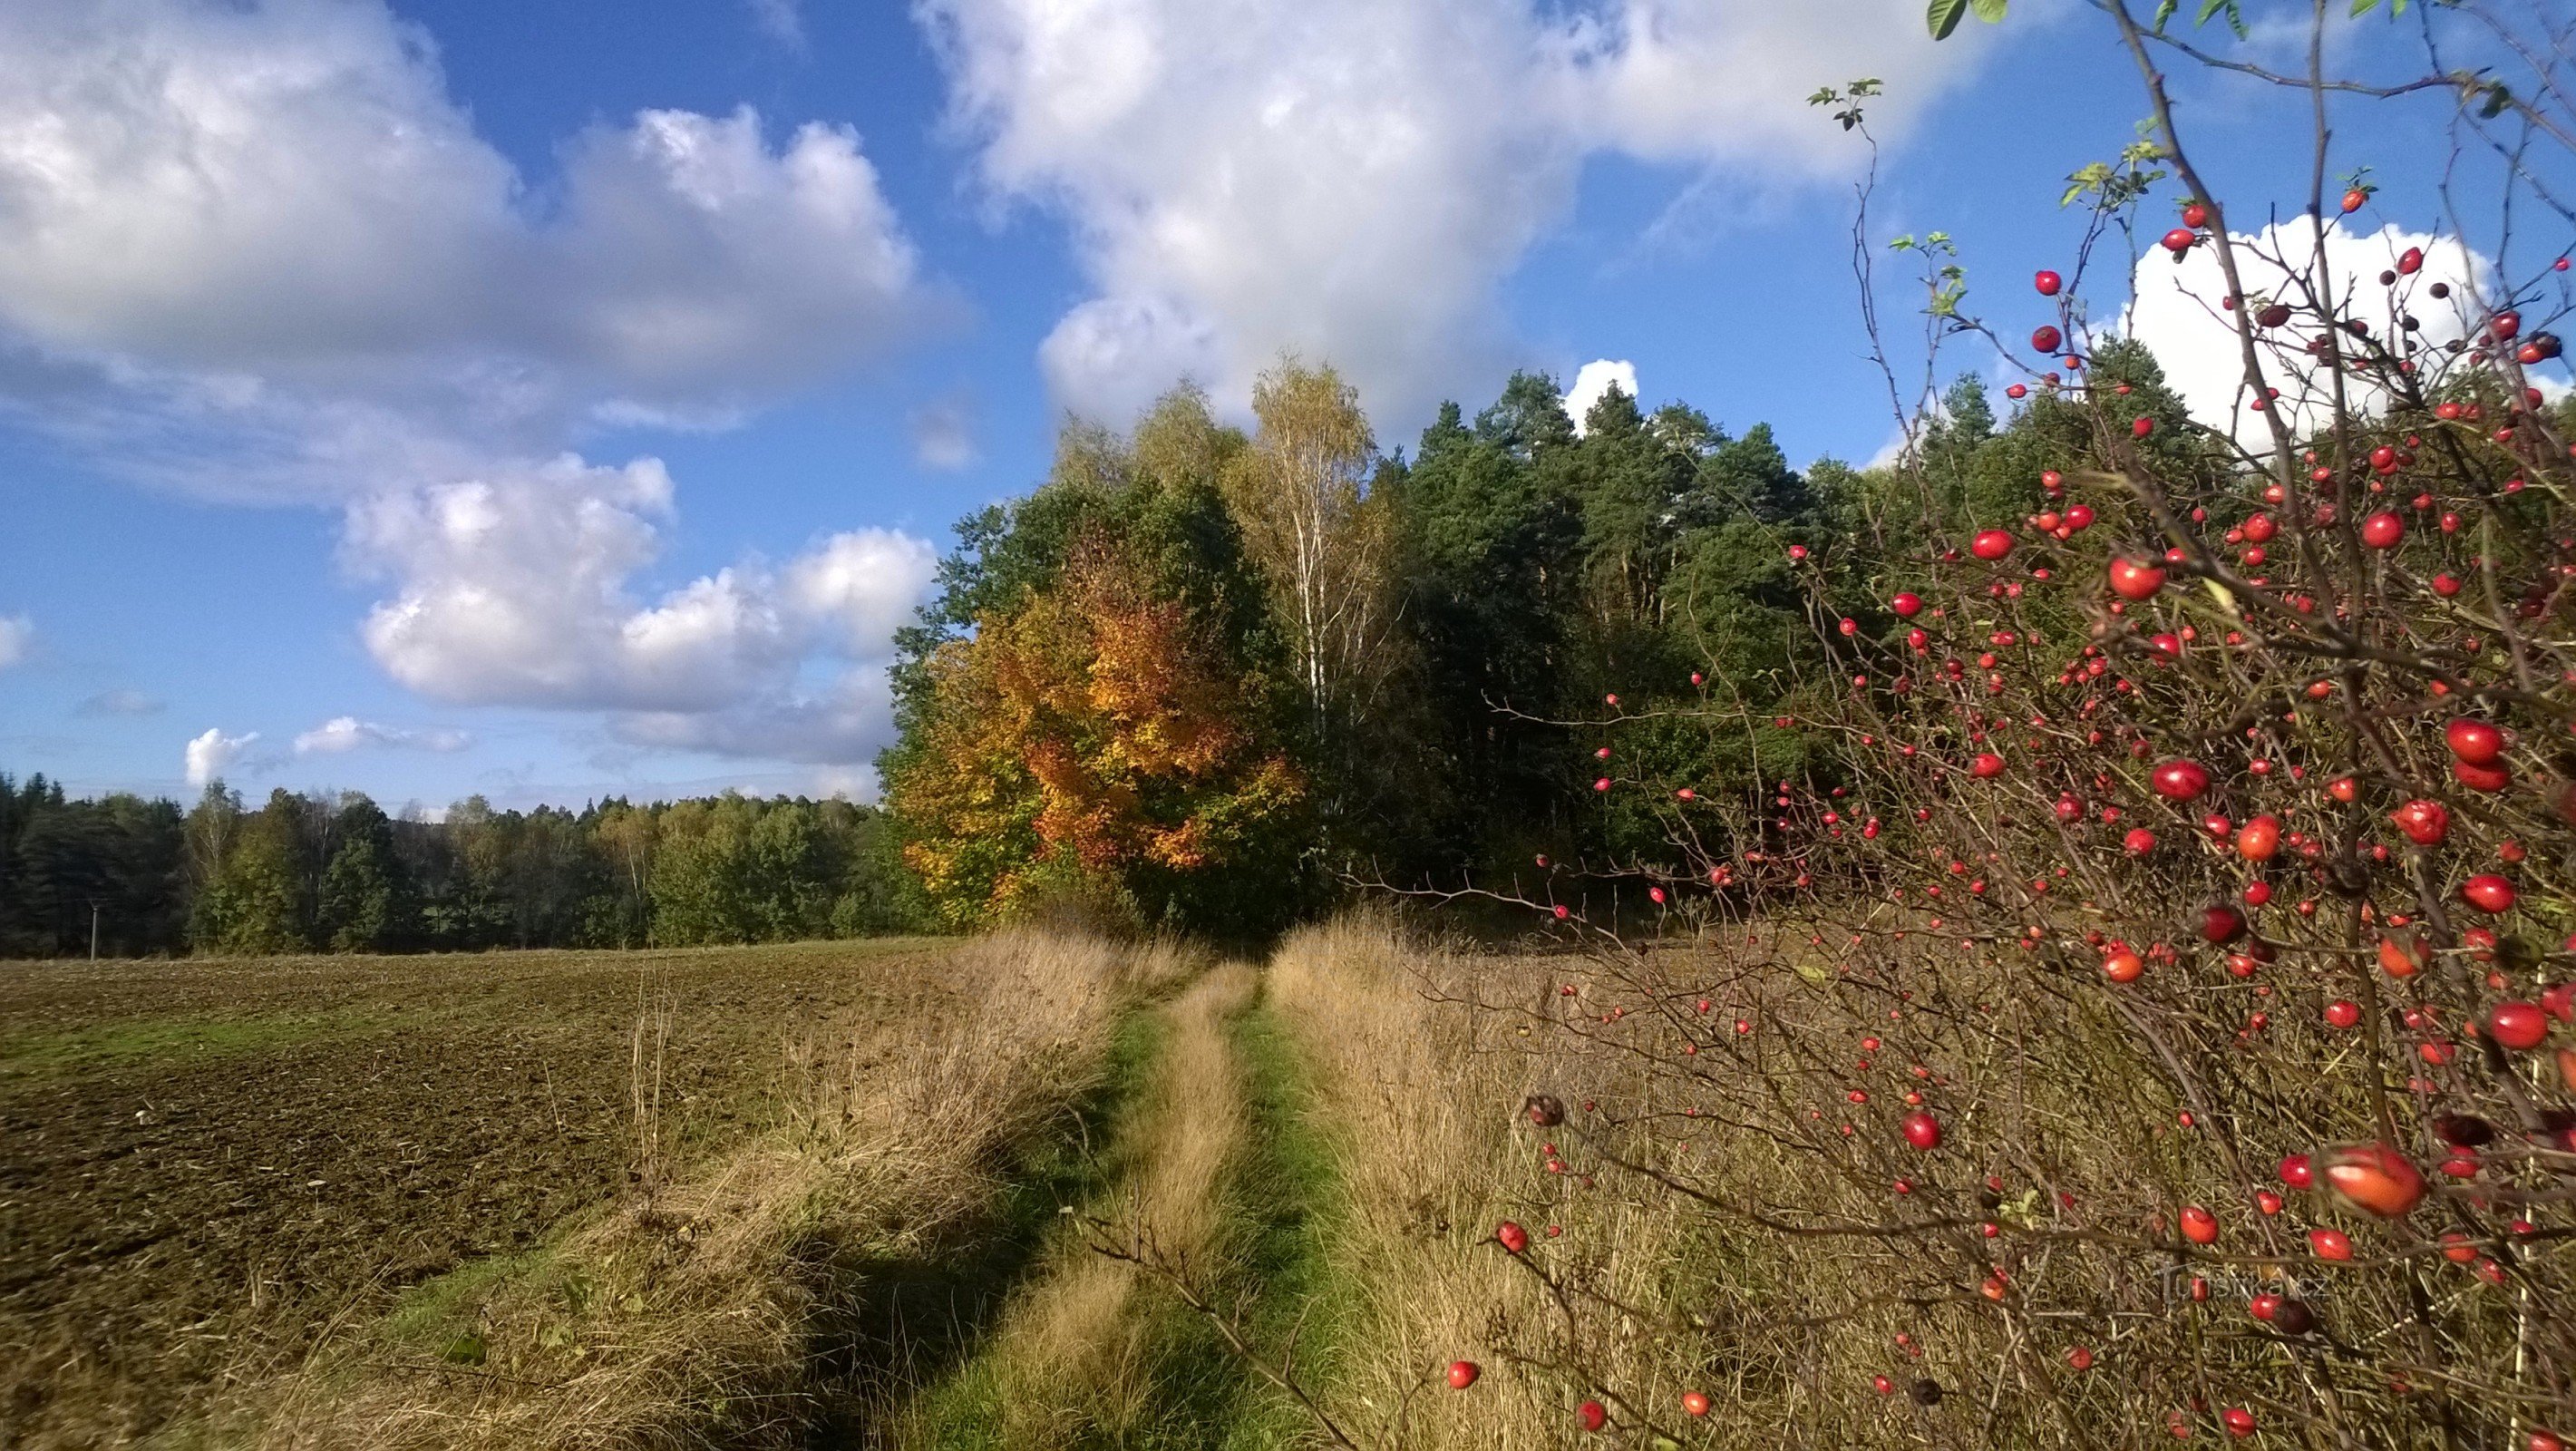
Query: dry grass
1274 911 2576 1450
1268 913 1711 1450
239 930 1190 1451
894 962 1261 1449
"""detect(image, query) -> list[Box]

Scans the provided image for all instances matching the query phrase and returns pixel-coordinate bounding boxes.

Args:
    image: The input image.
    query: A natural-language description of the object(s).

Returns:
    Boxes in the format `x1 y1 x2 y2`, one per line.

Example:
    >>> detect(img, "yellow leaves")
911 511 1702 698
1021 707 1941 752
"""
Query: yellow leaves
882 528 1305 926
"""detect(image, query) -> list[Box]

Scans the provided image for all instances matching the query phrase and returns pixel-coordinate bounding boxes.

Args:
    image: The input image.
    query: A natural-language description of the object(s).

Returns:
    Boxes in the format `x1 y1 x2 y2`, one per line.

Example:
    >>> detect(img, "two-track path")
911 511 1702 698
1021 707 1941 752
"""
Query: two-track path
878 960 1346 1451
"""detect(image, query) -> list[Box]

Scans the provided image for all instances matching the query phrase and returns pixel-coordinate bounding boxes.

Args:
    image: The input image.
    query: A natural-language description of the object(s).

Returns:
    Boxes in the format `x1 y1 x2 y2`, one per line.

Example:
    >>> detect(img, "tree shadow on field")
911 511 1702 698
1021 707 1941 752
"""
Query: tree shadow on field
779 1012 1164 1449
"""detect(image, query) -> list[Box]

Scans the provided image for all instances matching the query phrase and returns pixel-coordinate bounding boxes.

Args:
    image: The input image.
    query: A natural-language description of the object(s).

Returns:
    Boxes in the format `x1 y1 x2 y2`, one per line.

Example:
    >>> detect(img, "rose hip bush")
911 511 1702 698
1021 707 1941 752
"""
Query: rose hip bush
1445 5 2576 1446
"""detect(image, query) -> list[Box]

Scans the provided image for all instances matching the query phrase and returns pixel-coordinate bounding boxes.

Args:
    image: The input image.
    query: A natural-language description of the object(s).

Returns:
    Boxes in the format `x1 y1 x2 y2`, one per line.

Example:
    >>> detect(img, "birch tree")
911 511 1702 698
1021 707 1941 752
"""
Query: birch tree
1220 358 1402 743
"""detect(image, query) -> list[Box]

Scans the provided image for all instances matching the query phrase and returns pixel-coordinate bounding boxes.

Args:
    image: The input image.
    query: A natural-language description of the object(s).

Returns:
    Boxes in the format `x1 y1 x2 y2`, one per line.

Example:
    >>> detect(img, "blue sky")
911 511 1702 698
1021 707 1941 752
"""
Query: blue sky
0 0 2561 814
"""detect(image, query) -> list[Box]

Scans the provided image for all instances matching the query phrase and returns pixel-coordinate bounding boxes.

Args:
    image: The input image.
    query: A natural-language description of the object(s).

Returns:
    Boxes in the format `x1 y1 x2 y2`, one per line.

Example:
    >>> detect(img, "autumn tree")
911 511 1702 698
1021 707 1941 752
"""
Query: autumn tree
887 531 1306 935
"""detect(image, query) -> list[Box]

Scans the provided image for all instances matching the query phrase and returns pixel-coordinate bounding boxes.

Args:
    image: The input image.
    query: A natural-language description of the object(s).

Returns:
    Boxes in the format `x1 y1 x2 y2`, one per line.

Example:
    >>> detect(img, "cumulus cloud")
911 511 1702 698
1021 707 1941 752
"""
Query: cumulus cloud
345 454 799 711
0 1 934 436
919 0 1993 422
0 0 950 768
293 716 470 754
0 614 29 670
601 528 937 776
184 727 259 787
76 688 164 716
2123 221 2493 443
341 461 937 735
1565 359 1638 433
783 529 942 656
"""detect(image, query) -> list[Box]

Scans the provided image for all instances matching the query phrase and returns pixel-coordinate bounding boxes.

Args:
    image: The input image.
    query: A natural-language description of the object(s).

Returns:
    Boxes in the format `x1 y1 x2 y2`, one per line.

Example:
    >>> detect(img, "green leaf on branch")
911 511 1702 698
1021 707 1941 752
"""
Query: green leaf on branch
1922 0 2003 42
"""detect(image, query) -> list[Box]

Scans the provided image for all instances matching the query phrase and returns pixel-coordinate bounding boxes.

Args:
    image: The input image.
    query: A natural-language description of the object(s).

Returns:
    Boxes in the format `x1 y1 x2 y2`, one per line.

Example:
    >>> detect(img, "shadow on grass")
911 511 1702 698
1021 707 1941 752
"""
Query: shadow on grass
913 991 1346 1451
1052 995 1349 1451
783 1009 1170 1449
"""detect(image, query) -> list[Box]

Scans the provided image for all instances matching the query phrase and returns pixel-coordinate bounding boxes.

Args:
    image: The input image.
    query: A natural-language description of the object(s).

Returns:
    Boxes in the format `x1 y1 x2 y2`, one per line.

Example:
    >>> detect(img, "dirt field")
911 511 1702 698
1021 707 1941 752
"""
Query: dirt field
0 940 962 1448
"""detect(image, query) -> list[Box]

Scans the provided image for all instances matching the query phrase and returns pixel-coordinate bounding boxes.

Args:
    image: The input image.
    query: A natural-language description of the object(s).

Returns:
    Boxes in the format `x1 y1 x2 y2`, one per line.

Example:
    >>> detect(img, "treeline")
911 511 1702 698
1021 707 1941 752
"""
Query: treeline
9 344 2210 956
0 774 913 958
879 350 2208 938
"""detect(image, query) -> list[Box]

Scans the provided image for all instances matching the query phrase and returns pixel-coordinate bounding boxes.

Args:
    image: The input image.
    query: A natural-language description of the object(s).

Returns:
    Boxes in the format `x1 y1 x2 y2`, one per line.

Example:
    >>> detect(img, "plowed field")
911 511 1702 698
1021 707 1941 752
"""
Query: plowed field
0 940 957 1448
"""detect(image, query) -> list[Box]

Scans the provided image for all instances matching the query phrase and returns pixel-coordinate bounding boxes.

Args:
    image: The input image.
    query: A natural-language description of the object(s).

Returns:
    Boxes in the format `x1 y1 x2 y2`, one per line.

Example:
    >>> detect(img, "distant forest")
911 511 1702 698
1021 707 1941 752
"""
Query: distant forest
0 775 913 958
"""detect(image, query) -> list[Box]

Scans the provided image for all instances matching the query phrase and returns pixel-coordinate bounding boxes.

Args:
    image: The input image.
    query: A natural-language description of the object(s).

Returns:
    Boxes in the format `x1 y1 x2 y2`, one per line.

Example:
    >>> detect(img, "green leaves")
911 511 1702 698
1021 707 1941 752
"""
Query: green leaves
2351 0 2411 16
1808 77 1883 131
2153 0 2248 35
2062 130 2170 213
1930 0 2006 38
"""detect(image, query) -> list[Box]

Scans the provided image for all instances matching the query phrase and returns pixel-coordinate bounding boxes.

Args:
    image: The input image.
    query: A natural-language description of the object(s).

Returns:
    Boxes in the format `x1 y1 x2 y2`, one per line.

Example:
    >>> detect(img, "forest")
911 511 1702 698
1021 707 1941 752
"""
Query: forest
879 341 2203 936
11 334 2568 958
0 349 2161 957
0 776 912 957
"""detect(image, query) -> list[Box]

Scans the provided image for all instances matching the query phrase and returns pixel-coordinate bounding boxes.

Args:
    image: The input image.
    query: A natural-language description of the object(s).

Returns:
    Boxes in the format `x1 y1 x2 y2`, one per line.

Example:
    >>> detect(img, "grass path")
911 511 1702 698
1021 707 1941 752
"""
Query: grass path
883 968 1353 1451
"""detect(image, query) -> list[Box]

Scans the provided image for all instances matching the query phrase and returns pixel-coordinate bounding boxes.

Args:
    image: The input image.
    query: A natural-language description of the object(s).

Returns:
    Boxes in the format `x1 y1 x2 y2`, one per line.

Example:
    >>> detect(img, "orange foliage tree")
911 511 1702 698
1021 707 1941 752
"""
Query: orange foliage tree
886 534 1306 930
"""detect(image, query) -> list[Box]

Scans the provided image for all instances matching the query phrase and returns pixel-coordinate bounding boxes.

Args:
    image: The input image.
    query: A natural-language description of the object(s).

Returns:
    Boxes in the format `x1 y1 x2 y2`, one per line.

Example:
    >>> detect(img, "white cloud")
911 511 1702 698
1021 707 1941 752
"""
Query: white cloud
783 528 942 656
0 0 949 771
2122 221 2492 443
293 716 470 755
0 2 933 433
919 0 1993 423
77 687 163 716
1565 358 1638 433
909 394 980 471
340 458 938 756
0 614 29 670
346 454 792 712
598 528 937 774
183 726 259 787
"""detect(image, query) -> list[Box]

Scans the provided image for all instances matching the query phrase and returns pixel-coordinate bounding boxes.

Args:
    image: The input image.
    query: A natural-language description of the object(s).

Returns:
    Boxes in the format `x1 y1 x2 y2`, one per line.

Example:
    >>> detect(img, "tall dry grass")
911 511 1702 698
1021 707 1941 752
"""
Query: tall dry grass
248 930 1195 1451
948 962 1260 1449
1269 914 1717 1450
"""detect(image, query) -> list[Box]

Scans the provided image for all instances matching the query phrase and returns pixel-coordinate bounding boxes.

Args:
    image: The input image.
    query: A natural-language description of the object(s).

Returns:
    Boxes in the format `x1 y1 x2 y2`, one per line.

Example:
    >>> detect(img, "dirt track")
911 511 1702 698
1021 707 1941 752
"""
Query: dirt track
0 940 958 1448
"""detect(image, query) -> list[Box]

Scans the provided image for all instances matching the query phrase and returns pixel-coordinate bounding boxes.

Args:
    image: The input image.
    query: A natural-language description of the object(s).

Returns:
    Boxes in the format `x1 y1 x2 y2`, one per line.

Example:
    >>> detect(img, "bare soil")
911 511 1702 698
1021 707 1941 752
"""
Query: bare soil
0 940 961 1448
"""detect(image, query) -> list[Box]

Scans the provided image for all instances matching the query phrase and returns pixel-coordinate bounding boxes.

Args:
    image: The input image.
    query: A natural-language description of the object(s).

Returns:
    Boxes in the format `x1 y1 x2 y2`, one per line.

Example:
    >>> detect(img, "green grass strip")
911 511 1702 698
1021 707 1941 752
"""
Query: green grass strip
1204 995 1358 1451
890 981 1356 1451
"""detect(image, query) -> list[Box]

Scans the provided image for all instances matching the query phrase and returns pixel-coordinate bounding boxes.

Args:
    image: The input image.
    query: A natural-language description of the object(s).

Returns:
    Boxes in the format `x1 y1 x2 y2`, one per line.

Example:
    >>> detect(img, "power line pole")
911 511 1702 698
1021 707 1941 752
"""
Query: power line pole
89 901 100 960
